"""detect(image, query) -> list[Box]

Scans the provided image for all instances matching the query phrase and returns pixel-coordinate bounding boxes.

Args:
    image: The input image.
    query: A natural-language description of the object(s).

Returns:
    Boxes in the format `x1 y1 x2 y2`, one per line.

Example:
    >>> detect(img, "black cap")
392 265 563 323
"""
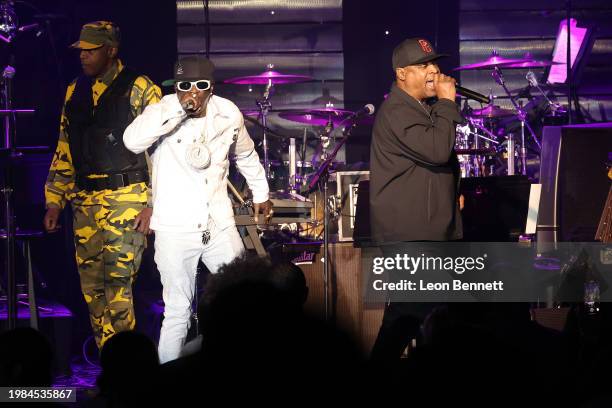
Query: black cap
392 38 448 69
162 55 215 87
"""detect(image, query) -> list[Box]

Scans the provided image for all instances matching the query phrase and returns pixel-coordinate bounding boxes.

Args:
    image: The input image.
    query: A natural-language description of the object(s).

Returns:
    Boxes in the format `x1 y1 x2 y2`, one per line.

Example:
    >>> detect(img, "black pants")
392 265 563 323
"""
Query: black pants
370 242 442 362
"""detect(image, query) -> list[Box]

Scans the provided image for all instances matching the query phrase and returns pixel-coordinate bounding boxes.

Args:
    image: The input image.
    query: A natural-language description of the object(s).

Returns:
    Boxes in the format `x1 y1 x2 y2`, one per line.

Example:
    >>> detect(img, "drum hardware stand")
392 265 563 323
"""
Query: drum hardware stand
473 121 482 177
319 117 334 163
308 115 363 321
255 64 275 180
506 133 516 175
459 118 499 177
518 100 528 175
285 135 309 200
288 137 297 194
492 67 541 176
299 127 308 190
466 117 499 145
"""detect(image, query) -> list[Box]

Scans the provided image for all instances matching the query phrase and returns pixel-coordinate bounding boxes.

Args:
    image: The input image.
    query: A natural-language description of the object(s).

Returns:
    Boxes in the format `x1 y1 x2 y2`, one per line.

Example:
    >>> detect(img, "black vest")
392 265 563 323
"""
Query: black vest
65 67 147 178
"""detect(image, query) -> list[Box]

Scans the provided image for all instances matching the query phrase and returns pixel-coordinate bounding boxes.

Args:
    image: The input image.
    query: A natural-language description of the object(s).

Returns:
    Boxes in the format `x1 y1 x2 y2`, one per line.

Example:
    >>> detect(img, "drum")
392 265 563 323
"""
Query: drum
455 122 497 177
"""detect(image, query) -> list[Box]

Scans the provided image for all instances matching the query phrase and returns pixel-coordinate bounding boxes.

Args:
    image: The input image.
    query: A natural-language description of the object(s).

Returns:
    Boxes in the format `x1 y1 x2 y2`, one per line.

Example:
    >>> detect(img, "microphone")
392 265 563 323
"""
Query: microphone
181 100 196 112
455 86 490 104
345 104 375 122
526 71 538 87
525 70 559 110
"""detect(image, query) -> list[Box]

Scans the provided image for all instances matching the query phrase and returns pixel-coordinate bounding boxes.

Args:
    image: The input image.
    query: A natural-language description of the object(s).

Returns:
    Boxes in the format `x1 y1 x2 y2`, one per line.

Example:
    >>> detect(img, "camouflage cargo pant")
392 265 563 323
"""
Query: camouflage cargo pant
71 185 146 349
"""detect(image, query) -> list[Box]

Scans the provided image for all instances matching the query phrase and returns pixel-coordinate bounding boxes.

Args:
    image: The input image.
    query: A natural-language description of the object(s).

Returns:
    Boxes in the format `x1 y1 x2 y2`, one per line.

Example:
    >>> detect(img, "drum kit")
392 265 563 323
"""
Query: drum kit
225 64 373 197
451 50 566 178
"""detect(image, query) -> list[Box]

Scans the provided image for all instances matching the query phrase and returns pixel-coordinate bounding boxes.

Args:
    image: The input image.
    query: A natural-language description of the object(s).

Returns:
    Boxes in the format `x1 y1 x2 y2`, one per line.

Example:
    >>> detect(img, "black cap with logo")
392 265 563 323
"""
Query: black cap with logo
392 38 448 69
162 55 216 87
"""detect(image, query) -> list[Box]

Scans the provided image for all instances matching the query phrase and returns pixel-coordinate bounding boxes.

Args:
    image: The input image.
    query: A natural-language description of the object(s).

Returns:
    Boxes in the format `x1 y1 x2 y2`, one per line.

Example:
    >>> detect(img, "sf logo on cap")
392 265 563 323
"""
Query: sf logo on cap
176 63 184 75
418 39 432 53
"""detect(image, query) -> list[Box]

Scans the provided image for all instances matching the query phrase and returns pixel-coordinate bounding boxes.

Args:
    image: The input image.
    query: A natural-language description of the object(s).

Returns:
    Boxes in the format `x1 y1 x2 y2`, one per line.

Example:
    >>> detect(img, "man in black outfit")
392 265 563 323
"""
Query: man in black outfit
369 38 463 361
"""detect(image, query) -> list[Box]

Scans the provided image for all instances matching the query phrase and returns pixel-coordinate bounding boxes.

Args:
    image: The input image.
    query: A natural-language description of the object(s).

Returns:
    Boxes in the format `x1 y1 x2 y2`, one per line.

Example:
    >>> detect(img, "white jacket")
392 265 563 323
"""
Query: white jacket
123 93 269 232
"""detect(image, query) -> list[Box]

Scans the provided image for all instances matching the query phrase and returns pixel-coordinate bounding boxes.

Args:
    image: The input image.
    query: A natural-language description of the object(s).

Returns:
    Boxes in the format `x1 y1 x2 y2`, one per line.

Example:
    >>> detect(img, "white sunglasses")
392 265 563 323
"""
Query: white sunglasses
176 80 212 92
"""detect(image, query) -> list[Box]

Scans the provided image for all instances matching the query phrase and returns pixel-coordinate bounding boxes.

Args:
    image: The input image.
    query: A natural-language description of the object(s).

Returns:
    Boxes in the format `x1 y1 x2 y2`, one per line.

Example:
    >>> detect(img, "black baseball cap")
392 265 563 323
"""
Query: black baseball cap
162 55 215 87
392 38 448 69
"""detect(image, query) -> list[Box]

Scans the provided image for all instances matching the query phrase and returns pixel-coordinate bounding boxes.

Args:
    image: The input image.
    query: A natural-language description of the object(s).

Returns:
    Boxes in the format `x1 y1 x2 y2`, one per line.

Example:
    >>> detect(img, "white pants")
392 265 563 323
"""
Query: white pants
154 223 244 363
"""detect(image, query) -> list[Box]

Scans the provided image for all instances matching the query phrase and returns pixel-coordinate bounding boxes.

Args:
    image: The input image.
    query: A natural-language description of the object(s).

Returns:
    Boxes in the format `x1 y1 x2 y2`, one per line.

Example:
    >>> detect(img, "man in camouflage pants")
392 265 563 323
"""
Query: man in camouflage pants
43 21 161 349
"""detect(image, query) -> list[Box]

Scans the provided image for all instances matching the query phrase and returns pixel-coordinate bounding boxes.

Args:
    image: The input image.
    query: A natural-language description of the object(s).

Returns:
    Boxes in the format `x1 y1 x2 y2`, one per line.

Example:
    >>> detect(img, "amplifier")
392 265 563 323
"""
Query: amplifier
335 171 370 241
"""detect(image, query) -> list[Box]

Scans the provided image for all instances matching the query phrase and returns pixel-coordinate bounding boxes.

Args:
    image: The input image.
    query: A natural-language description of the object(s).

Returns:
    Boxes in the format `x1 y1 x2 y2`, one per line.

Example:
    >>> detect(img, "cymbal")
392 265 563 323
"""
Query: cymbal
509 82 569 94
279 108 351 126
469 105 515 118
279 108 373 127
225 70 312 85
455 148 497 156
240 109 261 118
501 60 563 69
453 51 531 71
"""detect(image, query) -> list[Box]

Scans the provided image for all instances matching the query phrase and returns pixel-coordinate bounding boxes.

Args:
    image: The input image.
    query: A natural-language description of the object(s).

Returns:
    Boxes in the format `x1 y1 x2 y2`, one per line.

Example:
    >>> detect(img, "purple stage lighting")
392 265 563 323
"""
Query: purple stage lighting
547 18 589 84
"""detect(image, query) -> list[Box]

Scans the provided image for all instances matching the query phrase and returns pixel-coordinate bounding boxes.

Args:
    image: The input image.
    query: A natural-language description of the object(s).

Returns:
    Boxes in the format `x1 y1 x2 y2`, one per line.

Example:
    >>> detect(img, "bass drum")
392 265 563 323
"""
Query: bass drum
298 182 339 240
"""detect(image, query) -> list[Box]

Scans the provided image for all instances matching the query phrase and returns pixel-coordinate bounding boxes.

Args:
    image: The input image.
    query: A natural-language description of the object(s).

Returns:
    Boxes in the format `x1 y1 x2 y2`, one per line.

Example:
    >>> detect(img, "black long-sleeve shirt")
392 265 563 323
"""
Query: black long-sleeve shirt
369 83 463 242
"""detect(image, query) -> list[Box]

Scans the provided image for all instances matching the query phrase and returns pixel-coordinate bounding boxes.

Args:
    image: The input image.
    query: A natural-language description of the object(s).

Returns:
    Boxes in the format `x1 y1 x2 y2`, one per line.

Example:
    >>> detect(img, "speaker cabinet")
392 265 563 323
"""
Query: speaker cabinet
537 124 612 244
298 243 384 354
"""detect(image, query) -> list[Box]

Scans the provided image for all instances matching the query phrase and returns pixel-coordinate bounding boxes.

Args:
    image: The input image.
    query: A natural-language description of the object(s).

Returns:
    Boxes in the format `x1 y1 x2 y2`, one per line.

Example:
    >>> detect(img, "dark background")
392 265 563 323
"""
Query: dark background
343 0 459 162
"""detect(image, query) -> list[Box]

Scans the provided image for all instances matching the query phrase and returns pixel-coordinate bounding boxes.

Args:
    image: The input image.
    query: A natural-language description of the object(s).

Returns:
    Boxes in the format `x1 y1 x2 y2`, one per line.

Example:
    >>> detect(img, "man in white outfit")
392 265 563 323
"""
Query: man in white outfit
123 56 272 363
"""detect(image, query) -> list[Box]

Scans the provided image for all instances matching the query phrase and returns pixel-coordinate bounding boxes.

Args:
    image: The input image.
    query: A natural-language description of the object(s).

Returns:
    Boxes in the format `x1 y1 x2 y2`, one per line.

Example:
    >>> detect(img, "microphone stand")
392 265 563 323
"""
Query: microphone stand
1 60 18 329
527 71 564 115
0 3 38 329
308 116 362 321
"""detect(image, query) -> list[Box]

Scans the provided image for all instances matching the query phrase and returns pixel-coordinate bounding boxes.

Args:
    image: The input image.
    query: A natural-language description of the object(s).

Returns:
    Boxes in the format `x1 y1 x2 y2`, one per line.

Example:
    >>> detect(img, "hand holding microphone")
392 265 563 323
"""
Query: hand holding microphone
179 92 213 117
182 99 195 111
433 73 457 102
433 72 491 104
181 98 199 115
178 90 202 116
